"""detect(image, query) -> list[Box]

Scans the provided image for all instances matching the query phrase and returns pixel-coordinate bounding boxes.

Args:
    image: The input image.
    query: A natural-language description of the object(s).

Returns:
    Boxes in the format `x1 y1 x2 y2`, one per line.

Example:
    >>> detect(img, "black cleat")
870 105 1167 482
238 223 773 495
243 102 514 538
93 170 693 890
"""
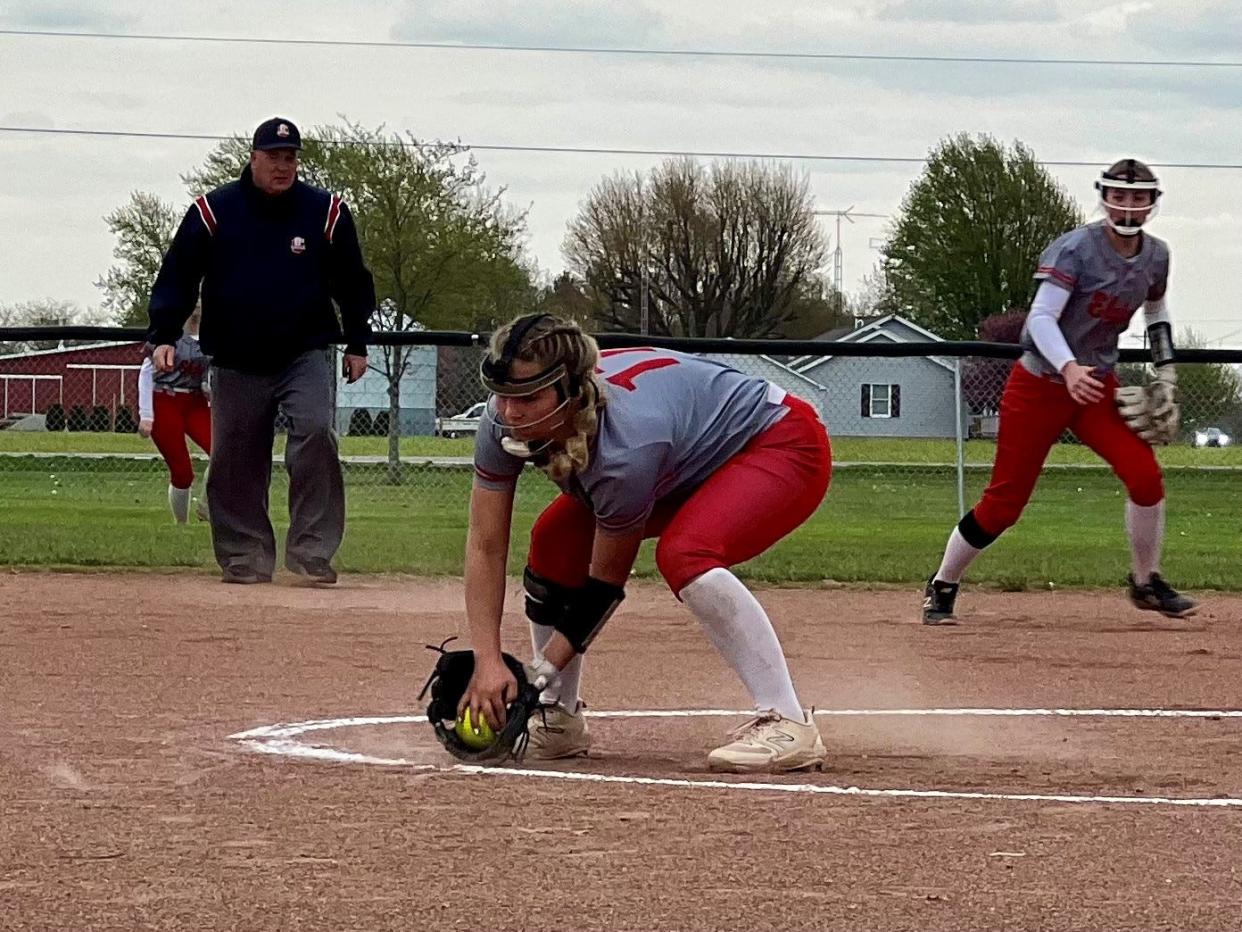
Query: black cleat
287 557 338 585
922 576 960 625
1128 573 1197 619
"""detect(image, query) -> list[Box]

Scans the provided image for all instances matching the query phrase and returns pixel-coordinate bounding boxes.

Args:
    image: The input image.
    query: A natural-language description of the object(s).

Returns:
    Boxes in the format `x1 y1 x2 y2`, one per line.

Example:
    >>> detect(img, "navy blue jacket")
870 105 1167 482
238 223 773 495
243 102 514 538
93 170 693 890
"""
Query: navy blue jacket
148 165 376 372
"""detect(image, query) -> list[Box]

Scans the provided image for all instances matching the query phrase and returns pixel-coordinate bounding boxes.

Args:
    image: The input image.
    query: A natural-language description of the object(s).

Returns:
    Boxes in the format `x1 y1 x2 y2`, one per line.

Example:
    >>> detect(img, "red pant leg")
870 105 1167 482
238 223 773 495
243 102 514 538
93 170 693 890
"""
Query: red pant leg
1070 374 1164 506
527 492 598 587
972 364 1077 537
653 395 832 594
151 392 194 489
184 393 212 456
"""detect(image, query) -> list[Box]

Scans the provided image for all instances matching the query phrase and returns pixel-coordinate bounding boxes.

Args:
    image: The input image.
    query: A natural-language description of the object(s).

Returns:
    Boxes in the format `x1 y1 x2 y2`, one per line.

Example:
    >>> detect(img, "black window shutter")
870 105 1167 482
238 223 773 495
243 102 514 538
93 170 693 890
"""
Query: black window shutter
891 384 901 418
861 384 871 418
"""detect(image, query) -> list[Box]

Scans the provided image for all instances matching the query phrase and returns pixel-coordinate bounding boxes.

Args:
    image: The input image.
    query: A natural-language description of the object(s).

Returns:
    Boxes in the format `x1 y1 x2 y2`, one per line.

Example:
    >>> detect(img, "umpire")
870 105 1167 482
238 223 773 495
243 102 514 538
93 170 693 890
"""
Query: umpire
147 116 376 585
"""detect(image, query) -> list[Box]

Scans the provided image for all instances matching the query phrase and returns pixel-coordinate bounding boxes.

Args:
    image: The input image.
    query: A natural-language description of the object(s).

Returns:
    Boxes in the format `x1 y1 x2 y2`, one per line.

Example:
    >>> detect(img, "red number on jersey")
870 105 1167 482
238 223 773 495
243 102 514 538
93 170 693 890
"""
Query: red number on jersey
595 349 680 391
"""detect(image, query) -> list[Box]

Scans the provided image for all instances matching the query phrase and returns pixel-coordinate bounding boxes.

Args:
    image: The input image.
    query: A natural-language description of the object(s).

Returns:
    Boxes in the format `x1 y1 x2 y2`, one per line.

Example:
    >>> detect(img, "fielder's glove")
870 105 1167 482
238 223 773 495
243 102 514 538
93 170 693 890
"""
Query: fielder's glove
417 639 548 764
1116 366 1179 446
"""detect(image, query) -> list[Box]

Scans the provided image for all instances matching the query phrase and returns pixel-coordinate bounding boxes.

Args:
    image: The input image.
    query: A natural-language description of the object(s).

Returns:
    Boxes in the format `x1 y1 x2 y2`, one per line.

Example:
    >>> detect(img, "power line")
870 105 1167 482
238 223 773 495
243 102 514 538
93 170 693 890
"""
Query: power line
2 27 1242 70
4 124 1242 171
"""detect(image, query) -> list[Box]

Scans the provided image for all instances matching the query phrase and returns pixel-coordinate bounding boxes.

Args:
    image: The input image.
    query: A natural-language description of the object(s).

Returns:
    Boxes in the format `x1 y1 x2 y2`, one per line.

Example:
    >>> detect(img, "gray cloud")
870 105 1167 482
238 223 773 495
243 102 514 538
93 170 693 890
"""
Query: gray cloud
1123 2 1242 56
877 0 1049 23
0 1 136 30
391 0 663 48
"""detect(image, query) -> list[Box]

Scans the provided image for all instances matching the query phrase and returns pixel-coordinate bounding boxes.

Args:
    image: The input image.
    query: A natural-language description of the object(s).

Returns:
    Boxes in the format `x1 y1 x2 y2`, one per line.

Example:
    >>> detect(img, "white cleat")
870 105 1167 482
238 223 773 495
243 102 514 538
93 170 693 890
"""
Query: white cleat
526 701 590 760
707 710 826 774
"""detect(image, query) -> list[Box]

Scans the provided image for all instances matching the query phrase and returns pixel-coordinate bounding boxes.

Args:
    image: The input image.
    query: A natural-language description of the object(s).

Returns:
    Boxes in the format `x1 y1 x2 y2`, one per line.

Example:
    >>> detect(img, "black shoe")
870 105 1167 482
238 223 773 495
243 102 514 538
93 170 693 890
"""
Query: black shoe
222 565 272 585
287 557 338 585
1128 573 1197 619
922 576 959 625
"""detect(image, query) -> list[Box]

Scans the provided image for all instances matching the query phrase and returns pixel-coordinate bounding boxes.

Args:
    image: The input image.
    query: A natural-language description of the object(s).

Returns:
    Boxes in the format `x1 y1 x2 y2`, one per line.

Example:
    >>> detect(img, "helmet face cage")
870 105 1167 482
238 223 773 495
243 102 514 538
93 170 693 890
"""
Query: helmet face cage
1095 159 1162 236
478 313 579 459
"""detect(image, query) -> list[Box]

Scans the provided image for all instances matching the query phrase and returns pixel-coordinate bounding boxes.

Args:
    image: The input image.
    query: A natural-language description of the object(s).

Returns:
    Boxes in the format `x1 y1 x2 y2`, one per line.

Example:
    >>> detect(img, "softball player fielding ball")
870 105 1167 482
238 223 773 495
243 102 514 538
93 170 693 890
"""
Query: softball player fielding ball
138 306 212 524
459 313 832 773
923 158 1197 624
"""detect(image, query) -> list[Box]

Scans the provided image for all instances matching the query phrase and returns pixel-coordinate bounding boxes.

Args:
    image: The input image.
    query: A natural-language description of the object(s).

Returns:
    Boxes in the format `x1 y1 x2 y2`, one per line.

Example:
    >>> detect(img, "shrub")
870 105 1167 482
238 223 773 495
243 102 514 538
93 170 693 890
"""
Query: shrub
89 406 112 432
66 405 89 431
114 406 137 433
348 408 373 436
45 404 65 431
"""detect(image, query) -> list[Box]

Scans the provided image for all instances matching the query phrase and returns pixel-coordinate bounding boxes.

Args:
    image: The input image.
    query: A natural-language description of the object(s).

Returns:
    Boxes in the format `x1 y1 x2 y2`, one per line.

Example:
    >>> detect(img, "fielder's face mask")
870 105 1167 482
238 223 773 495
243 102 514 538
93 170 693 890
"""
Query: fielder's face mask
1095 160 1161 237
479 314 579 459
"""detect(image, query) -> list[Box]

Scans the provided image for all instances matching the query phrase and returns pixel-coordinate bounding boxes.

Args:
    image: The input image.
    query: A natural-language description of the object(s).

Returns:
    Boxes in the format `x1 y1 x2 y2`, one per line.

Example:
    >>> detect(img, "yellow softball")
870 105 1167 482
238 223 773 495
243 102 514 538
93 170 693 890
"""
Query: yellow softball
455 708 497 750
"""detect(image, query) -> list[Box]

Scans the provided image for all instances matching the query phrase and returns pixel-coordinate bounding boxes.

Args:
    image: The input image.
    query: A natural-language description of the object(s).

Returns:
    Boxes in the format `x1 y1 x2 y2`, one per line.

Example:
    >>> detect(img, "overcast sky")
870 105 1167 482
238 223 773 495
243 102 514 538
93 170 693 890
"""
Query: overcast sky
2 0 1241 346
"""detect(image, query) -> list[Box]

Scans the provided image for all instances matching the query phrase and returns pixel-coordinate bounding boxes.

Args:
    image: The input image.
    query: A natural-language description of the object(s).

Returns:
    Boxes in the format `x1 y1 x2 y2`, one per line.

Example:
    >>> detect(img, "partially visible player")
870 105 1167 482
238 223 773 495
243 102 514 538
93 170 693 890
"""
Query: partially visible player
457 314 832 773
923 158 1197 624
138 305 212 524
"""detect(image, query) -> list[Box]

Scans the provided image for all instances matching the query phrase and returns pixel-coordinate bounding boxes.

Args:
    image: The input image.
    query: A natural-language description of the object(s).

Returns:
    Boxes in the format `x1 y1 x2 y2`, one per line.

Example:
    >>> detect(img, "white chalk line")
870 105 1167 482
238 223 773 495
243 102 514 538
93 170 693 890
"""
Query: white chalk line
229 706 1242 742
227 707 1242 810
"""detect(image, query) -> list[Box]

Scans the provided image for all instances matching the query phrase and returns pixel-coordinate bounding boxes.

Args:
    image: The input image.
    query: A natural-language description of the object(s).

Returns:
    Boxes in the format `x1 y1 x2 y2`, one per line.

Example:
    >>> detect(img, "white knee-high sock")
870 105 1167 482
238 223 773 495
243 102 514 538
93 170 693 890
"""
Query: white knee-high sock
679 568 806 724
168 484 190 524
935 527 981 584
1126 499 1165 585
530 622 583 710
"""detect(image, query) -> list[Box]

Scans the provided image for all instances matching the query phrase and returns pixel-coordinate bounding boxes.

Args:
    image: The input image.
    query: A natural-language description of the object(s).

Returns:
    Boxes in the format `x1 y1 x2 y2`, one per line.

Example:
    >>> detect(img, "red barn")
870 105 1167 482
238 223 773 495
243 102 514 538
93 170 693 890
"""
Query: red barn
0 341 145 423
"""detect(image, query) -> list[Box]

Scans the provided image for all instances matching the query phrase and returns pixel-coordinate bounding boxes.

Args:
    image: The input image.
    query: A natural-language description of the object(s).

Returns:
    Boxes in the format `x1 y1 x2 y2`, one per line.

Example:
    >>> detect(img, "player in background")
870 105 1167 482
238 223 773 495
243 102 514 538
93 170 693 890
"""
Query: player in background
457 314 832 773
923 159 1197 624
138 305 211 524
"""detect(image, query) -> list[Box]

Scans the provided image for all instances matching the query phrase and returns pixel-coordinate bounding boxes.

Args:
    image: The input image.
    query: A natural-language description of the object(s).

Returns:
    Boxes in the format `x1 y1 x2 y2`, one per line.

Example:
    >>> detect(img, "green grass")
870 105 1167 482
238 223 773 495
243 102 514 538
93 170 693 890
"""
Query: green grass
4 431 1240 468
2 457 1237 590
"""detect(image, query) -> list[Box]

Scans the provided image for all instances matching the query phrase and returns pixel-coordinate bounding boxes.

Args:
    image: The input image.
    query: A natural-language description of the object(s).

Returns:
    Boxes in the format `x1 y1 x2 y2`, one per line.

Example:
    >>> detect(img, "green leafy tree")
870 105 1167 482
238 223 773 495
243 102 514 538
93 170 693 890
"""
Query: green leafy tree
564 157 833 337
97 193 179 325
881 134 1082 339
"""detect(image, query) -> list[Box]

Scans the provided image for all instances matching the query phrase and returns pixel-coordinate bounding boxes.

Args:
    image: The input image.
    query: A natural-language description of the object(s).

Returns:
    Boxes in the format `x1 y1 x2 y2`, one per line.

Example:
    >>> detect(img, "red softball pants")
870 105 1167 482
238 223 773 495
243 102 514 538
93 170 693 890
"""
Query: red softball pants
151 391 212 490
527 394 832 595
972 363 1164 537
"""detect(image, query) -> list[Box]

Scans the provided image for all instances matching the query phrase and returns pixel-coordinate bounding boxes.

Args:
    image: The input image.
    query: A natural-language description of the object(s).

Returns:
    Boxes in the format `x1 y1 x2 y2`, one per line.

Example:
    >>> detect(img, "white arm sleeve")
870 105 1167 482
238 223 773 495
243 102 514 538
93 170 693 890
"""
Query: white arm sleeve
1026 280 1076 373
1144 295 1171 327
138 358 155 421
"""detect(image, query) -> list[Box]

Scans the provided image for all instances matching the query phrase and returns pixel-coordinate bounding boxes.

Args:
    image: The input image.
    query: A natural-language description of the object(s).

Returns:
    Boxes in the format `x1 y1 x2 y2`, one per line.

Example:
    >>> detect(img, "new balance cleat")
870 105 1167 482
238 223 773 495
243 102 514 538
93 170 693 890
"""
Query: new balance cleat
526 701 591 760
707 710 826 774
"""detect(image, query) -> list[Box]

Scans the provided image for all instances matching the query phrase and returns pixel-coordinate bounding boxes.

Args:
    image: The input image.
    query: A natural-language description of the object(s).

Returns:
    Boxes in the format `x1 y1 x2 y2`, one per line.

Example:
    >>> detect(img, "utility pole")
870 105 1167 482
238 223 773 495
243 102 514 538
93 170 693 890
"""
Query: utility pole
640 262 649 335
812 207 888 318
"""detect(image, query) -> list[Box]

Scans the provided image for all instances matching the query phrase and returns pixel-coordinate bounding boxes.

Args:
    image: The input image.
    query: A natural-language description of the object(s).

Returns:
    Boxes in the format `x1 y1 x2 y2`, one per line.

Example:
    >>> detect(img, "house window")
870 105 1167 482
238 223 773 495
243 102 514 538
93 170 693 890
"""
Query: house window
861 383 901 419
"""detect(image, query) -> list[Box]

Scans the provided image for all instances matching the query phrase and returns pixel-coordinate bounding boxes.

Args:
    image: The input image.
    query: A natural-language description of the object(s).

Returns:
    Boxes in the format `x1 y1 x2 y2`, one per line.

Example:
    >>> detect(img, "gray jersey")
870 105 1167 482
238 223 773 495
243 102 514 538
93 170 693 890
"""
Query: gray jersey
149 333 211 392
473 348 790 532
1019 221 1170 376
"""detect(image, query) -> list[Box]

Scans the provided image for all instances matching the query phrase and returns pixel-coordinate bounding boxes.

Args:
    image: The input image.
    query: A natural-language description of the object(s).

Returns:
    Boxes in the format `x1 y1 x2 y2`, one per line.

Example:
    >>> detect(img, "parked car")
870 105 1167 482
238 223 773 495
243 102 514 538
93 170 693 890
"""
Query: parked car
1192 427 1231 448
436 401 487 439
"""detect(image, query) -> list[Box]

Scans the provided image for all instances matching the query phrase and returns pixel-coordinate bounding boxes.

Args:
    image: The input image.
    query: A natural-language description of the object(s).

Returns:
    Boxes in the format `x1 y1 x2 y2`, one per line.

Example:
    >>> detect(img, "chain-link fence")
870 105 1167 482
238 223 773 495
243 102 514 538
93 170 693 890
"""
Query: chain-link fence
2 326 1239 580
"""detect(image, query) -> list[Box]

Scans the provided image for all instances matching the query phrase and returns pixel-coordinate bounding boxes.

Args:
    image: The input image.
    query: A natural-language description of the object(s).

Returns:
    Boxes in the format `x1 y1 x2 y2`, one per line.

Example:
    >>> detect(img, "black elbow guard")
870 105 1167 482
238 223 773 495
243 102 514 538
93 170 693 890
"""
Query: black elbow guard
559 577 625 653
1148 321 1175 367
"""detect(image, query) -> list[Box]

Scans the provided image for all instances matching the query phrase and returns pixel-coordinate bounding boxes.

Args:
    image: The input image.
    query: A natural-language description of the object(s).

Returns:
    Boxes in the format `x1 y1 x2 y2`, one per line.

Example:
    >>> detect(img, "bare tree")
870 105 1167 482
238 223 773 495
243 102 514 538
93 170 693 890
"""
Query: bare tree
564 158 834 338
0 299 114 355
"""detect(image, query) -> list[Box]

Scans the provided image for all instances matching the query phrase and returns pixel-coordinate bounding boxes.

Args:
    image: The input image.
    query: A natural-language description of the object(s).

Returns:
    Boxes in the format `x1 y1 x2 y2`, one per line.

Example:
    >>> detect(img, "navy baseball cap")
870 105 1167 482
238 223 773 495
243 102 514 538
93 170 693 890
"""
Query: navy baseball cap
252 117 302 151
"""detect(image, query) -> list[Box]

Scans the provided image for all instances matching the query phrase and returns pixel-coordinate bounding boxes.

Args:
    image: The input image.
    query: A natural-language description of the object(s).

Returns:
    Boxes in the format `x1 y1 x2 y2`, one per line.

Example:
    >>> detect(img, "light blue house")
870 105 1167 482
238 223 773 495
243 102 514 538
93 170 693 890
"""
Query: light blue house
790 315 964 438
332 345 438 436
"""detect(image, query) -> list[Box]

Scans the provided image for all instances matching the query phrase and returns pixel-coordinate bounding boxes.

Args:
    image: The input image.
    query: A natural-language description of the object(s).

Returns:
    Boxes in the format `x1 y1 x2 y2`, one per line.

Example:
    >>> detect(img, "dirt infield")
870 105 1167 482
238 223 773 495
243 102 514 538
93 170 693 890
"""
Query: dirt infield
3 572 1241 932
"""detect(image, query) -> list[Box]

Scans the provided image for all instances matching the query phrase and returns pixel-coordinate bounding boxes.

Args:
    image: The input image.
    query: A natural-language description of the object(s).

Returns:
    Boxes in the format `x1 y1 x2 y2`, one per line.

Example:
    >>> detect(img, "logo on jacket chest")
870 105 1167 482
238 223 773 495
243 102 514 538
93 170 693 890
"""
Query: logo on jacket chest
290 236 306 255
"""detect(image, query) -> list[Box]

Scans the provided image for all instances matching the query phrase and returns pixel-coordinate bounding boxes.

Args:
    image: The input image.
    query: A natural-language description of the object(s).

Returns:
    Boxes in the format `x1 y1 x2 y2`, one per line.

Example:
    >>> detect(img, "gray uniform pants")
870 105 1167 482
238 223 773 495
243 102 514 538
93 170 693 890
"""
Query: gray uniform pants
207 349 344 576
